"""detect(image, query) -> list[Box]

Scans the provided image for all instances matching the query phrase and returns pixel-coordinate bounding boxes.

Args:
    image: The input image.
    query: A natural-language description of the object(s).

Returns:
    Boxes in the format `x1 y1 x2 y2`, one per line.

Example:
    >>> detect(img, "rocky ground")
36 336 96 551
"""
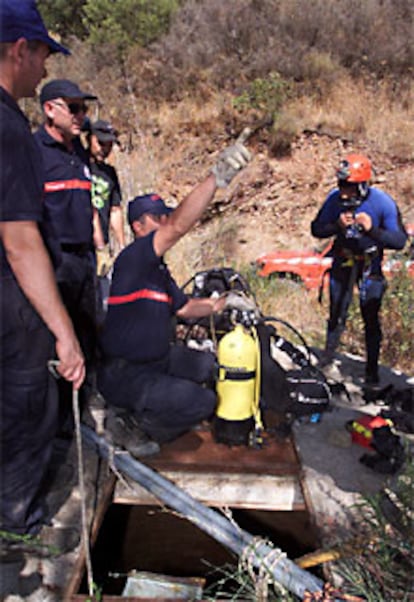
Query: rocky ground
152 127 414 263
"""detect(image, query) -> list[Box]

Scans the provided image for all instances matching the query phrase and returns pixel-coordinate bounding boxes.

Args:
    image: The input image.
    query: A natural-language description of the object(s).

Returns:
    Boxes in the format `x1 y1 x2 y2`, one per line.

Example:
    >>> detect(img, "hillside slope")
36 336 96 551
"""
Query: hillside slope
113 122 414 269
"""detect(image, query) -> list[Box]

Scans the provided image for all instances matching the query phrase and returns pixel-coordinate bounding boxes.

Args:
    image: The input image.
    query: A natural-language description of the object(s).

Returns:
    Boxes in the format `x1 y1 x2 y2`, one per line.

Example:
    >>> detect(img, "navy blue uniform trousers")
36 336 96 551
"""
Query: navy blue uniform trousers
0 276 58 534
97 345 217 443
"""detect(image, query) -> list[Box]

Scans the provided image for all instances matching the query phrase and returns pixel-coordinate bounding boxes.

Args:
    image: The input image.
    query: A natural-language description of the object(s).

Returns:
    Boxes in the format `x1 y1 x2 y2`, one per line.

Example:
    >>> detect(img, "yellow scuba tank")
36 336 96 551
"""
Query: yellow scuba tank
214 324 261 446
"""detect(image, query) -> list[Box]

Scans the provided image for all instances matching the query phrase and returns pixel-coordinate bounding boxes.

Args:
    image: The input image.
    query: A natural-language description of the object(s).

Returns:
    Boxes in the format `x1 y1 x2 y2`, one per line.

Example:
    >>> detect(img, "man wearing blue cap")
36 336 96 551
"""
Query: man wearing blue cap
97 142 251 451
34 78 101 432
0 0 84 556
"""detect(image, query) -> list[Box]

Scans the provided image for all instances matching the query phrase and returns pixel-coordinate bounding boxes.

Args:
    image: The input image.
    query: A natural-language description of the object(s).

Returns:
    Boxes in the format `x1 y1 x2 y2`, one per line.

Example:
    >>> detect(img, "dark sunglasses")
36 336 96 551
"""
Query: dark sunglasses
67 102 88 115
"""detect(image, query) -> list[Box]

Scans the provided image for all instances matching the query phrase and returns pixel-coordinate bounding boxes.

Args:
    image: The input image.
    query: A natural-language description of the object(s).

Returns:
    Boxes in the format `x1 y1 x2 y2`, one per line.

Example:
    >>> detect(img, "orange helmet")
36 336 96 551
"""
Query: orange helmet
336 153 372 183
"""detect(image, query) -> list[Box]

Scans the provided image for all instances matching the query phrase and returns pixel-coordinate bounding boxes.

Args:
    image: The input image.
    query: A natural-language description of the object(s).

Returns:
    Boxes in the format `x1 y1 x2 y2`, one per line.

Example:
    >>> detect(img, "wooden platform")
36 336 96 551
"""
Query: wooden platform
114 426 305 511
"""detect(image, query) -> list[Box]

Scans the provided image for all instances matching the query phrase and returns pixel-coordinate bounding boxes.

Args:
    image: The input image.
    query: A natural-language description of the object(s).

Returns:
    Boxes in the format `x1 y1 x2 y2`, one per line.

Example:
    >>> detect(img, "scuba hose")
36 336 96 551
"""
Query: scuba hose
262 315 315 367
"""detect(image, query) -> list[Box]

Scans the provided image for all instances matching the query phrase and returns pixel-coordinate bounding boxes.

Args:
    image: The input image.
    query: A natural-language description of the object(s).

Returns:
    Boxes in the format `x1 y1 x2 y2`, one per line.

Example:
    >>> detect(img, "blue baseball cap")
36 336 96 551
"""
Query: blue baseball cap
0 0 70 55
90 119 118 143
128 194 173 225
39 79 97 105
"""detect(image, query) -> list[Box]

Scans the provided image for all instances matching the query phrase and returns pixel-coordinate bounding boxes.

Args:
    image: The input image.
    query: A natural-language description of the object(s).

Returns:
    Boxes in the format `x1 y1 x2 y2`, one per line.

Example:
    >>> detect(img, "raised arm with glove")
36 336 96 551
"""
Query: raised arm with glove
153 133 253 257
211 128 252 188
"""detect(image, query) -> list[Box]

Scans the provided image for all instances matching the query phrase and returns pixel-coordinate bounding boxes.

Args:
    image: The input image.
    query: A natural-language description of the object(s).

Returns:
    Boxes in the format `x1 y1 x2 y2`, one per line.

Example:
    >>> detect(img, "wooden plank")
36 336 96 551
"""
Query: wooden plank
114 470 304 510
64 473 117 600
145 428 300 476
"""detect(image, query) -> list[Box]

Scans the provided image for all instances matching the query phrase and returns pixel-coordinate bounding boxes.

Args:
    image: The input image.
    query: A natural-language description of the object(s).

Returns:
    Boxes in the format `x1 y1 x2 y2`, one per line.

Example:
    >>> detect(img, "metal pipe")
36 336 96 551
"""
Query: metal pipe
82 425 325 598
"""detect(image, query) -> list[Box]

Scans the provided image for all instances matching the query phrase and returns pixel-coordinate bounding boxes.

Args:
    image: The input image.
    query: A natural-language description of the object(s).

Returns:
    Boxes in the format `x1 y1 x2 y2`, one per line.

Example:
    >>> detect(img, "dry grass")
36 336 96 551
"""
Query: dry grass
285 75 414 159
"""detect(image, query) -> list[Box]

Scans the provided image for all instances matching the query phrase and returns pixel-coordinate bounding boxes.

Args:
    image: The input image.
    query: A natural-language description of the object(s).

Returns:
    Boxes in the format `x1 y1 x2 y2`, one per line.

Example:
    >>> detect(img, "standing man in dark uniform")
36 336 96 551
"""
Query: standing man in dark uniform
34 79 100 410
311 153 407 389
0 0 85 549
87 119 125 308
98 140 251 448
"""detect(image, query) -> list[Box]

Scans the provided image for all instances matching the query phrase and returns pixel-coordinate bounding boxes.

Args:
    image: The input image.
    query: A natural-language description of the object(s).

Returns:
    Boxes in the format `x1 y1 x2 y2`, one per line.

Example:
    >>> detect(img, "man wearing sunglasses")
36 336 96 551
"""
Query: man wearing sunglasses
34 79 101 428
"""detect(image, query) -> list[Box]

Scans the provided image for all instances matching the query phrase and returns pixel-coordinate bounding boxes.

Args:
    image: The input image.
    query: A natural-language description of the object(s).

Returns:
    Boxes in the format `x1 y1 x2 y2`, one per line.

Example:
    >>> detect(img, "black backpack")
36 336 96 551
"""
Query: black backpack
257 321 334 420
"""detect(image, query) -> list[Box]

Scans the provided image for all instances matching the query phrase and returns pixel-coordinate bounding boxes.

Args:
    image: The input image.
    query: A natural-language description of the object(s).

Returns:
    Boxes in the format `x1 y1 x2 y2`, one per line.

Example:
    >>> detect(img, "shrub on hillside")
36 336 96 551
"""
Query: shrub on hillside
83 0 180 57
155 0 413 88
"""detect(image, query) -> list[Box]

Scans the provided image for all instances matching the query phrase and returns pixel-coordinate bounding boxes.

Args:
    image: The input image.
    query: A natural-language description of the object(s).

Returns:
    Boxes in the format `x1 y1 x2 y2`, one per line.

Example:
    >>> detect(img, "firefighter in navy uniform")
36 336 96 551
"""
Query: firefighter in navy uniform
34 79 101 419
311 154 407 388
97 140 251 450
35 80 99 357
0 0 84 555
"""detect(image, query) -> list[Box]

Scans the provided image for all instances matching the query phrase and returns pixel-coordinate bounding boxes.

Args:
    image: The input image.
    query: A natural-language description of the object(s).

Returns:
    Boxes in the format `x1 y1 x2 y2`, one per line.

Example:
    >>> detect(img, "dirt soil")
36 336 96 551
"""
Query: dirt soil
152 128 414 263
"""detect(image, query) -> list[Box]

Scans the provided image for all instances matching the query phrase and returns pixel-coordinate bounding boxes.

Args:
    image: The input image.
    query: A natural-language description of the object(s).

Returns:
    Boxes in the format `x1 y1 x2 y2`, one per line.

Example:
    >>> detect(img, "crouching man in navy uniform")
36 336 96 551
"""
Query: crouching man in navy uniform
97 141 251 453
311 153 407 389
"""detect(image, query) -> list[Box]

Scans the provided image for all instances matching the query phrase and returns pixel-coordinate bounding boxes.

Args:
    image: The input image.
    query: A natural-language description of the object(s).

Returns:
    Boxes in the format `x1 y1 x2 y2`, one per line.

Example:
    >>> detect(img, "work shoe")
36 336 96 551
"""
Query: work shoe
362 375 387 403
0 526 79 558
82 390 107 434
105 407 160 458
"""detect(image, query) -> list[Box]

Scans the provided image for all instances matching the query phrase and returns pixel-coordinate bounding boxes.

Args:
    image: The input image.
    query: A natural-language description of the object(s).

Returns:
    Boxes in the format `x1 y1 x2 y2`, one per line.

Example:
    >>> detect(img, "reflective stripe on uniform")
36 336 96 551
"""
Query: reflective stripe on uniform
107 288 172 306
44 179 91 192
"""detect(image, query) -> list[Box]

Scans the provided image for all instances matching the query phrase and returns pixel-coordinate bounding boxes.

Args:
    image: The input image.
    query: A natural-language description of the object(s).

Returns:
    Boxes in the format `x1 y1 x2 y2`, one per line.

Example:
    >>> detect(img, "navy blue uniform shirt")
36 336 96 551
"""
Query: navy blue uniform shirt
34 125 93 246
0 87 44 277
100 232 188 363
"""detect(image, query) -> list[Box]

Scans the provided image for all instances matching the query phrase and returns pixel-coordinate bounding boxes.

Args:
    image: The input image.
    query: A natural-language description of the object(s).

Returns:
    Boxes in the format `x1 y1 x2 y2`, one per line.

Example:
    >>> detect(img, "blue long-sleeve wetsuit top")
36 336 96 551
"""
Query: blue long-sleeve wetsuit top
311 187 407 275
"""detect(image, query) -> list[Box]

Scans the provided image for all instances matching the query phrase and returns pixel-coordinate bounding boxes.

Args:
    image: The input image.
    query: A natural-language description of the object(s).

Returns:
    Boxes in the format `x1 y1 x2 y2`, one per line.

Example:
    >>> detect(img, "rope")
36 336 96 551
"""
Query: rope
238 536 288 600
107 444 136 491
72 387 94 597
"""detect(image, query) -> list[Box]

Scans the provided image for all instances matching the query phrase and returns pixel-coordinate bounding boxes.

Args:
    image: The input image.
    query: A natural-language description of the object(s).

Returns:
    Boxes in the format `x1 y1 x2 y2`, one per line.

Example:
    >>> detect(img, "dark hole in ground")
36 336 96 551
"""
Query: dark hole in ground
78 504 318 596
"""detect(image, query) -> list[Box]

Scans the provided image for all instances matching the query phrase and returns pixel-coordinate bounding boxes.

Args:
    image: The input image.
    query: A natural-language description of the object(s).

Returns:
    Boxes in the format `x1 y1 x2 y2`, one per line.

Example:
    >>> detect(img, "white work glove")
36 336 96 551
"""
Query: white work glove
224 291 258 313
211 129 252 188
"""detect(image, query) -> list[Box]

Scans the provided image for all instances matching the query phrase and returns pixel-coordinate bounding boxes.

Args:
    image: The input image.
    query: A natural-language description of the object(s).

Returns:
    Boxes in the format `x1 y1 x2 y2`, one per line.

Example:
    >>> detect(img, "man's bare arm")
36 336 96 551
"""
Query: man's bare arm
92 207 105 250
154 174 217 257
154 139 251 257
0 221 85 389
110 206 125 251
176 296 225 320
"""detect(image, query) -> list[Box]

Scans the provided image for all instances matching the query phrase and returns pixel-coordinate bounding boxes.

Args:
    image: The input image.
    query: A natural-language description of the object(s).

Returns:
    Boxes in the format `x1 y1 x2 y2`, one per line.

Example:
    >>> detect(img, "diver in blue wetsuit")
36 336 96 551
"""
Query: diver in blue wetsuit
311 153 407 388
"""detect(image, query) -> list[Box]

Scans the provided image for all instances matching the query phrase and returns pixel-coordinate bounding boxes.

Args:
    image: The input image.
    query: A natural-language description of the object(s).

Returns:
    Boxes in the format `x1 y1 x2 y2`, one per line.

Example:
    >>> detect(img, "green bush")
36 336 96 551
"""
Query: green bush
233 72 289 115
82 0 180 56
38 0 88 39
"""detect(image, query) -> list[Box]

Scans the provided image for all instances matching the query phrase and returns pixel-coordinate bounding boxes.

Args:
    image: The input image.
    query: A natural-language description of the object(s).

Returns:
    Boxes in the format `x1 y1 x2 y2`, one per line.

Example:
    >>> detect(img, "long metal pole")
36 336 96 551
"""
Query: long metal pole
82 425 325 599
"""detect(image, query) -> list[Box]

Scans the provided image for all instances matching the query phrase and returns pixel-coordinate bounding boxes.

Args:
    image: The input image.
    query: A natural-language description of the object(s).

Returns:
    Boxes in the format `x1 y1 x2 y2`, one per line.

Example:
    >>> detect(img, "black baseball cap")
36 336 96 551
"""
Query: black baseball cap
128 194 173 225
0 0 70 55
40 79 97 105
90 120 118 143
